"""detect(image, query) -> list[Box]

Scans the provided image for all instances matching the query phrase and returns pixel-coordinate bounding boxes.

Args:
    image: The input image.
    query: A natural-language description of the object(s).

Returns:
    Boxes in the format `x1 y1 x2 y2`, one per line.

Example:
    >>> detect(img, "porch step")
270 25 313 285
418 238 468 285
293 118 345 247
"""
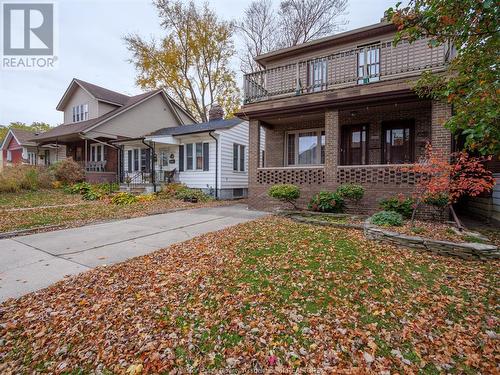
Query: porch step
119 185 147 194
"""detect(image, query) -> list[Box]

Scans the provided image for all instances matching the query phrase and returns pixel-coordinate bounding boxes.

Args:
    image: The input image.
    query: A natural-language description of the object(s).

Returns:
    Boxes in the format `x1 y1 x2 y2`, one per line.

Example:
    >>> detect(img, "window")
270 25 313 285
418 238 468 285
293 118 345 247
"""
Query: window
233 144 245 172
72 104 89 122
141 149 150 172
382 121 414 164
44 150 50 166
195 142 203 170
308 59 327 92
186 144 193 170
6 150 12 161
27 152 36 165
233 188 244 197
133 149 139 171
286 129 325 166
90 144 105 162
357 44 380 84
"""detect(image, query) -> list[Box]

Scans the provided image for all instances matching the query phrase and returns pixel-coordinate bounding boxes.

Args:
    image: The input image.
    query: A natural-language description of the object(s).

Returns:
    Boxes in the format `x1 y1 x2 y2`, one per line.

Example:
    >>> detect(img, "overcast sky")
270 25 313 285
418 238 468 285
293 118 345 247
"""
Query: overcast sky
0 0 400 126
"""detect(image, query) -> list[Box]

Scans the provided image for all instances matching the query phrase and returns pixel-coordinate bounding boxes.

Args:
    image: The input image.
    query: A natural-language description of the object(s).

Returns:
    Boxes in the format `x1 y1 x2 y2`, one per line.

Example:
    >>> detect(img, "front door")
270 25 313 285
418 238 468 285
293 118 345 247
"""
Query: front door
382 120 414 164
341 124 368 165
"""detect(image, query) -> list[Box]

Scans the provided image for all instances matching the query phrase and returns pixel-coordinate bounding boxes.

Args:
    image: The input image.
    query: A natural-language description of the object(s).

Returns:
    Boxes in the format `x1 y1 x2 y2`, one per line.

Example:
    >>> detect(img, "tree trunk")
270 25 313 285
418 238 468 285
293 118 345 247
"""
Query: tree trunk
411 198 421 227
449 204 465 230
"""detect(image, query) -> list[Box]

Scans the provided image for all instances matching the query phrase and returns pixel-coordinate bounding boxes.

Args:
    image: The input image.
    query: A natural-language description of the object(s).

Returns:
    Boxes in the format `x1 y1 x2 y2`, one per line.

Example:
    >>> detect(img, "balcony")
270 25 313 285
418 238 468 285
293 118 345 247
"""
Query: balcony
244 38 450 104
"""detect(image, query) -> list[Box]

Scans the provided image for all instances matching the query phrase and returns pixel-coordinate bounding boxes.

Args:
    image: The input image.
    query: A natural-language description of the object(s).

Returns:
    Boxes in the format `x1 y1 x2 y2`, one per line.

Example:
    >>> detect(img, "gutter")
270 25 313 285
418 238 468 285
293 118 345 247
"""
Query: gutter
208 131 218 199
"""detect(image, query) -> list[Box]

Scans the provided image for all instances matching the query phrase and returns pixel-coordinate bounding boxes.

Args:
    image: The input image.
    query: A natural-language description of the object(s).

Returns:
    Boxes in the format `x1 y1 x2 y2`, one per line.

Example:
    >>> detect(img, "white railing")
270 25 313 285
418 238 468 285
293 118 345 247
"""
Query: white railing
244 38 450 103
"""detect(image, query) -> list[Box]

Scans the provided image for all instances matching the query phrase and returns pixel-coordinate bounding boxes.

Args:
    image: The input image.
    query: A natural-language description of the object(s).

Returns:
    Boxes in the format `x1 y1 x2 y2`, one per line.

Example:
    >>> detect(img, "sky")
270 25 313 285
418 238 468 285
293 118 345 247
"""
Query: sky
0 0 400 126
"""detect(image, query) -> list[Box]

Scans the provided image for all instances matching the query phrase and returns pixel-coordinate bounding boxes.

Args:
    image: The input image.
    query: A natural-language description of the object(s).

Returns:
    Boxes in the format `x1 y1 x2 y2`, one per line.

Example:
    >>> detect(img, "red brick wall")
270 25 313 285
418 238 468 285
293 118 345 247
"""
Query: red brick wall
248 100 453 216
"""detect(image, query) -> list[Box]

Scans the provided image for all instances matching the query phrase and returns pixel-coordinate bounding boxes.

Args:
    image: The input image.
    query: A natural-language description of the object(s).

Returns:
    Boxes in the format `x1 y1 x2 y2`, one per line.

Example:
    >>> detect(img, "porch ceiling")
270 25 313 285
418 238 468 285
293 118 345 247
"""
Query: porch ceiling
260 111 324 127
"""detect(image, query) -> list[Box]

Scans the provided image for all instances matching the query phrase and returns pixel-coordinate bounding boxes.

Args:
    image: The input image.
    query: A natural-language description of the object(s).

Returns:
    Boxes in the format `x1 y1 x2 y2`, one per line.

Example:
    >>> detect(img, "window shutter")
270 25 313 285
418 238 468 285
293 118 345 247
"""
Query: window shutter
179 145 184 171
233 144 238 171
203 142 209 171
127 150 132 172
240 145 245 172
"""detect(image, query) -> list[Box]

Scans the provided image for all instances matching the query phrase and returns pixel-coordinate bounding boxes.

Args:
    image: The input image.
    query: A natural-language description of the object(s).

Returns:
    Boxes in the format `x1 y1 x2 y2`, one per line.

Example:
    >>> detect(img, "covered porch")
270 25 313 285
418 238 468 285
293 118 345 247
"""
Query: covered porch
249 99 452 212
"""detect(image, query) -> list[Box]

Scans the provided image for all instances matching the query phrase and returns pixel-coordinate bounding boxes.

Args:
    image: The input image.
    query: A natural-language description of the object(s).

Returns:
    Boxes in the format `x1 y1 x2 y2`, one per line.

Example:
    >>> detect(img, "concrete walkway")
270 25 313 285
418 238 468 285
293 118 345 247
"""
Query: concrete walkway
0 204 267 302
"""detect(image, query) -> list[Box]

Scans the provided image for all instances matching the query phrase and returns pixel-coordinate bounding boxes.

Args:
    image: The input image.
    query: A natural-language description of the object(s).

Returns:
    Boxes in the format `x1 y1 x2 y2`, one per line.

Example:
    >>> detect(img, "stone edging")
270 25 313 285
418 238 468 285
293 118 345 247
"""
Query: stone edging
279 211 499 260
364 219 499 260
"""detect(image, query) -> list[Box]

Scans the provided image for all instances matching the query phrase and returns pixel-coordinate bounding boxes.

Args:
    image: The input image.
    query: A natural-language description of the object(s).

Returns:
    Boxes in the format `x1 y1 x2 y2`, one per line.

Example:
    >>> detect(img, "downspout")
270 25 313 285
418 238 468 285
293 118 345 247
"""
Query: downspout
141 139 156 193
208 131 218 199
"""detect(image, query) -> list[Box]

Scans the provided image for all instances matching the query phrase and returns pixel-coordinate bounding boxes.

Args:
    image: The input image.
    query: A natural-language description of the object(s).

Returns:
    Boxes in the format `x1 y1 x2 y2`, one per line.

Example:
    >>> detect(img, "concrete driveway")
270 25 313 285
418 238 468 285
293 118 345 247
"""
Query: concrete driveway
0 204 267 302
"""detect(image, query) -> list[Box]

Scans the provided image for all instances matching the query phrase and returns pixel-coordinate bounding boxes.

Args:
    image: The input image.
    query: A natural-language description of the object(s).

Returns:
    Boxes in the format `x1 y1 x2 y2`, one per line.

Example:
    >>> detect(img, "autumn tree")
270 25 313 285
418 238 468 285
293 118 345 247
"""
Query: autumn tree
125 0 240 122
0 122 52 143
407 143 494 228
386 0 500 156
238 0 347 73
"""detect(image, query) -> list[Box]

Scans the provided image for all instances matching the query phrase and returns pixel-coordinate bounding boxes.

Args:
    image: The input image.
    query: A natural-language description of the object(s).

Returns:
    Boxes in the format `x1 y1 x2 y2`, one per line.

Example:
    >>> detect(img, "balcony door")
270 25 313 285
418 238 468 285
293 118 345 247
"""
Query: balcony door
308 59 327 92
341 124 368 165
382 120 414 164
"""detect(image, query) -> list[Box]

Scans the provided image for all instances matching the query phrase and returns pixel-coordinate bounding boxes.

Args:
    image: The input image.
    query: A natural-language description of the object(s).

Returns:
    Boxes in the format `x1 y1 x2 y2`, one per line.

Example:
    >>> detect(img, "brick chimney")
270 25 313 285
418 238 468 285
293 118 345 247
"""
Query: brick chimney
208 104 224 121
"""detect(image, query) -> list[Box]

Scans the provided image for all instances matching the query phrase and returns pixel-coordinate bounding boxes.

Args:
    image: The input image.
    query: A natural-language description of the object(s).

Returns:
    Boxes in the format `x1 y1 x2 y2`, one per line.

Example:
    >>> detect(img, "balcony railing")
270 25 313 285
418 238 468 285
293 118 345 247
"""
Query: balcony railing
244 38 451 104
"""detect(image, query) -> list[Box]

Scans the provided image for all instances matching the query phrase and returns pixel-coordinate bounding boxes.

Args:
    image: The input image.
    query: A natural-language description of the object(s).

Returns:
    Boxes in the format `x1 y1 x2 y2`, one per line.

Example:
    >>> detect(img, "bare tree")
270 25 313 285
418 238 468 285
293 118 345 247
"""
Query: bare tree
238 0 348 73
237 0 278 73
278 0 347 47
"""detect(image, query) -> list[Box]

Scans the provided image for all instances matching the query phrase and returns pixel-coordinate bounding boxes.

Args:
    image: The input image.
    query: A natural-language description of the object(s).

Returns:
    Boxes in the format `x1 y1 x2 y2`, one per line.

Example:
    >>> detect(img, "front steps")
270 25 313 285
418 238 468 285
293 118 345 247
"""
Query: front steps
119 183 156 194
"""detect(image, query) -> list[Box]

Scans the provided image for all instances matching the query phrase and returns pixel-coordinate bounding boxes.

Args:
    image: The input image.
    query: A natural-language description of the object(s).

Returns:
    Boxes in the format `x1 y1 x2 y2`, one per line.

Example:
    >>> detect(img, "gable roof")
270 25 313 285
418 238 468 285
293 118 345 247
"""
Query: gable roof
149 118 243 137
35 90 163 141
1 128 37 149
56 78 132 110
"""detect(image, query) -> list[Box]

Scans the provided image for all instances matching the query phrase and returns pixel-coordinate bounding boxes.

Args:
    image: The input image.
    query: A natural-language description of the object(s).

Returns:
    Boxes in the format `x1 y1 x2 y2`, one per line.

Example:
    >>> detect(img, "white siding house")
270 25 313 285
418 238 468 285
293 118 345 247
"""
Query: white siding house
120 117 250 199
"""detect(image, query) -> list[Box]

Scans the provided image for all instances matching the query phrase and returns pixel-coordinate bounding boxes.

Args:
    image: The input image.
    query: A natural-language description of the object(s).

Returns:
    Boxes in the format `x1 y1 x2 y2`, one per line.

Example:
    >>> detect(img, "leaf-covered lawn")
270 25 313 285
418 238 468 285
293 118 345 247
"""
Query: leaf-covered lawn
0 193 228 233
0 217 498 373
0 189 82 209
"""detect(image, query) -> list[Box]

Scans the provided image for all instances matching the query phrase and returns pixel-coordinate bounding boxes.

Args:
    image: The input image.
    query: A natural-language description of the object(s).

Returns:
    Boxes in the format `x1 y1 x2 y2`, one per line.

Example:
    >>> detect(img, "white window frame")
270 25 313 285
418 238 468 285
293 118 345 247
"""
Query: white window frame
90 144 105 162
357 44 380 84
72 104 89 123
184 142 205 171
285 128 325 166
233 143 245 172
27 151 36 165
6 150 12 161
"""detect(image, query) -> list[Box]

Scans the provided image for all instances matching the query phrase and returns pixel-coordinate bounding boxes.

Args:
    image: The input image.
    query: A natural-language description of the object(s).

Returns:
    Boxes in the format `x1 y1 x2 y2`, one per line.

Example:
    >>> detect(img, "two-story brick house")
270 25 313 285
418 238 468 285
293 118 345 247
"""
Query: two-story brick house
237 22 454 212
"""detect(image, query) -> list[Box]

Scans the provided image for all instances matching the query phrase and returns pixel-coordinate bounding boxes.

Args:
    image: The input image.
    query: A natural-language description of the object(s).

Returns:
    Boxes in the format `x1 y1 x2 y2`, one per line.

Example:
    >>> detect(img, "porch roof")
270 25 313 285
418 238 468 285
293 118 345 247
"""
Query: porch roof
148 118 243 137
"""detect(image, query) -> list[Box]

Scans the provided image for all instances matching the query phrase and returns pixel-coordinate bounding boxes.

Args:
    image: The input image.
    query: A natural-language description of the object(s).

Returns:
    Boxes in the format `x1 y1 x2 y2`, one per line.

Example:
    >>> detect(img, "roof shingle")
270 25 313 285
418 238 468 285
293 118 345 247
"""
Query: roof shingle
148 118 243 137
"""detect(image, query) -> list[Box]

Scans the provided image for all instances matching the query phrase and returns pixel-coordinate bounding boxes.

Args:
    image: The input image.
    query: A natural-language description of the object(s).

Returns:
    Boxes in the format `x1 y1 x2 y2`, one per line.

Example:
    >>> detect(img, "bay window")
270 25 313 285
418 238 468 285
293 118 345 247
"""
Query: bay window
286 129 325 166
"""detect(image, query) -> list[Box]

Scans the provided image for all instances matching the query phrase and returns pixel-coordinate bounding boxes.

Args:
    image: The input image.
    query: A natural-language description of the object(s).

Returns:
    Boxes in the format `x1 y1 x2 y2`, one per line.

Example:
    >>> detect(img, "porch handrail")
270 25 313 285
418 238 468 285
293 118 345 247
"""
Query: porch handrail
258 165 325 170
244 37 451 103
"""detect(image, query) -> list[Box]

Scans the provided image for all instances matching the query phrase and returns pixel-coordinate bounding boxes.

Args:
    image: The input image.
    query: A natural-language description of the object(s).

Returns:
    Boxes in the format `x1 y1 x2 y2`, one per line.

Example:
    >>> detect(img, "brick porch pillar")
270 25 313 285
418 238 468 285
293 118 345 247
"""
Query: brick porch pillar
431 100 453 160
248 119 260 209
325 109 339 188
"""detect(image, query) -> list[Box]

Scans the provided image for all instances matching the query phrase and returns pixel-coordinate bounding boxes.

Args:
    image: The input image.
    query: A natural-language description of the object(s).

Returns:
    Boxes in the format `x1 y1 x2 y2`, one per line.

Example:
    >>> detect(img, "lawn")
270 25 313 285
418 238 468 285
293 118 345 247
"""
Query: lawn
0 189 227 233
0 217 498 373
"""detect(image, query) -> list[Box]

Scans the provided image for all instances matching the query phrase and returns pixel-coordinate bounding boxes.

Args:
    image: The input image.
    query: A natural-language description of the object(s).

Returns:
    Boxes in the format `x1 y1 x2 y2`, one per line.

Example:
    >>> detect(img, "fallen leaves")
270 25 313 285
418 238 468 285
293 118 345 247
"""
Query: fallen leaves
0 216 498 374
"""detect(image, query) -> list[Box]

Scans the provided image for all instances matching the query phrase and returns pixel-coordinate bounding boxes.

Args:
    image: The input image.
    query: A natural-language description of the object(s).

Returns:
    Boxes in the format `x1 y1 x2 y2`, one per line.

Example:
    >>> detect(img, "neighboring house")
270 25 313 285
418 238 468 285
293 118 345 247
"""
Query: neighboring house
0 128 64 171
31 78 194 183
237 22 455 212
118 105 250 199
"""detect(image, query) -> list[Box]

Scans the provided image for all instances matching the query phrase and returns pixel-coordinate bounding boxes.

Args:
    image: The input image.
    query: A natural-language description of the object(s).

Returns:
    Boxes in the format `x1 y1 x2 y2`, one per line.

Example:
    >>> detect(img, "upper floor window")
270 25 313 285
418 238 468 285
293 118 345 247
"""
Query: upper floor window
308 59 327 92
72 104 89 122
357 45 380 84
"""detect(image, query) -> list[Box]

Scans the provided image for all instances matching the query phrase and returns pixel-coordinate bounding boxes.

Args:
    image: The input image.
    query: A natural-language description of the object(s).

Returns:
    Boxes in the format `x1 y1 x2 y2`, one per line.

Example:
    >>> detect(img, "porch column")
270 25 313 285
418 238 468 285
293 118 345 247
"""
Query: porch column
431 100 453 161
248 119 261 208
325 109 339 187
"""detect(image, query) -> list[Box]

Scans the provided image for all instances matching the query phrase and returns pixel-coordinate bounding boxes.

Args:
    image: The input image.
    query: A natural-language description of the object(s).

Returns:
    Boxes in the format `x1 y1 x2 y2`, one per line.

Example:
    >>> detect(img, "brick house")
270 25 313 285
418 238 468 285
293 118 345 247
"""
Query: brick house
236 22 454 213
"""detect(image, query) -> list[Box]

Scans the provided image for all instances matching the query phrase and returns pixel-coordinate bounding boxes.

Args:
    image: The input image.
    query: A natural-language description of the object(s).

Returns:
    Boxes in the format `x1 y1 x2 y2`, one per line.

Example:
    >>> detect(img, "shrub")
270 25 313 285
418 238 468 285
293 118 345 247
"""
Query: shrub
53 158 85 184
137 193 156 203
379 195 415 219
158 183 188 199
370 211 404 227
335 184 364 202
64 182 118 201
268 184 300 209
423 193 449 208
308 191 345 213
175 188 211 202
0 165 54 192
111 192 138 205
